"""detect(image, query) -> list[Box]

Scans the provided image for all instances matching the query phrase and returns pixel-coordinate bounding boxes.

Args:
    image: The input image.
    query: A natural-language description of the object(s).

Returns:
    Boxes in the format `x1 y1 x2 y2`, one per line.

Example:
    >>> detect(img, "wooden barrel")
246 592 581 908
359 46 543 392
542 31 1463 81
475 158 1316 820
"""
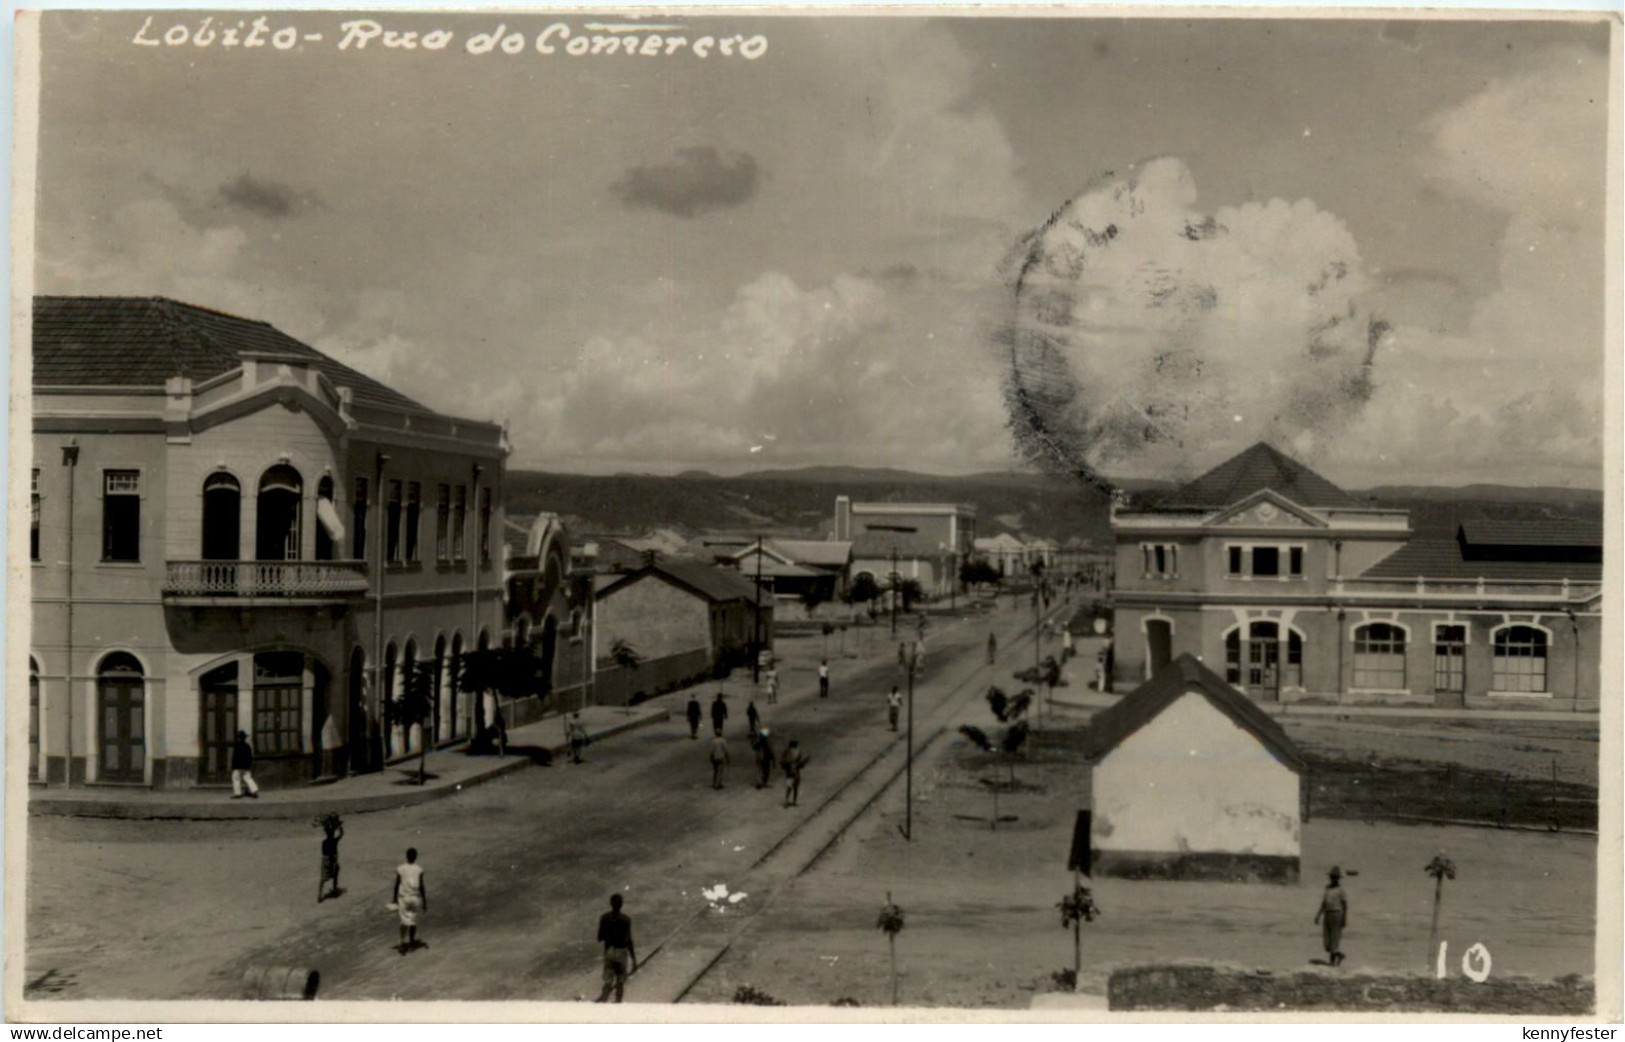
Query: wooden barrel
241 965 319 1000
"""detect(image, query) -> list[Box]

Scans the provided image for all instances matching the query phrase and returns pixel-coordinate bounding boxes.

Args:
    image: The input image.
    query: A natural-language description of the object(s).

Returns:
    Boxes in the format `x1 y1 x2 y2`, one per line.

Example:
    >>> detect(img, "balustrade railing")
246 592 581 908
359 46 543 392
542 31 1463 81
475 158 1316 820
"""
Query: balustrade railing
163 560 370 597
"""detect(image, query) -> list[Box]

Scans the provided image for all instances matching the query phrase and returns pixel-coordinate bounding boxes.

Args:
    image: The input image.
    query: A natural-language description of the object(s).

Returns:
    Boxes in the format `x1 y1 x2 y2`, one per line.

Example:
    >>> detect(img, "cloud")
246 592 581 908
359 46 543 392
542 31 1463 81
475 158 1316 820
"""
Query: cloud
613 146 760 218
218 173 318 219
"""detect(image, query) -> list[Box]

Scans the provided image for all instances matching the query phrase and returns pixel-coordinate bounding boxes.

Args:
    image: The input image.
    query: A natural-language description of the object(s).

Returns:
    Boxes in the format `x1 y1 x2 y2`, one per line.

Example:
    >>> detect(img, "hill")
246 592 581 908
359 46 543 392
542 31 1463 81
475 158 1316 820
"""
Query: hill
504 467 1602 545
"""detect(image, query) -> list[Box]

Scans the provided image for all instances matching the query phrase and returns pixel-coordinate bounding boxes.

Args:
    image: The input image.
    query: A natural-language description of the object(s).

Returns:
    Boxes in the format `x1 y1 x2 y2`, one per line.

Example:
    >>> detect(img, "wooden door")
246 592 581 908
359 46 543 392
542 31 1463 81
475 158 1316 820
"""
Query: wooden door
199 685 237 783
99 676 145 782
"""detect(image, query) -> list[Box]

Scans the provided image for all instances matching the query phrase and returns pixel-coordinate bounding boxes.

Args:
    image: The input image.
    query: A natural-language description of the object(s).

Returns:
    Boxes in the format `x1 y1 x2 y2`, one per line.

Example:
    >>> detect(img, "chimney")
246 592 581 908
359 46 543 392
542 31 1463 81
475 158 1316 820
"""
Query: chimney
834 495 852 541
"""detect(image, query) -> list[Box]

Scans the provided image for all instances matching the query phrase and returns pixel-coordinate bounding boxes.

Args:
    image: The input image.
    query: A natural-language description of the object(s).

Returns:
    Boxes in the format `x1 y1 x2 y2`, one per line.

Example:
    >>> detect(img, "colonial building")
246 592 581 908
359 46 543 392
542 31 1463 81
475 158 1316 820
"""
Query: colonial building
1110 443 1603 711
503 513 593 722
1081 655 1308 883
29 296 509 789
592 561 770 704
835 496 977 599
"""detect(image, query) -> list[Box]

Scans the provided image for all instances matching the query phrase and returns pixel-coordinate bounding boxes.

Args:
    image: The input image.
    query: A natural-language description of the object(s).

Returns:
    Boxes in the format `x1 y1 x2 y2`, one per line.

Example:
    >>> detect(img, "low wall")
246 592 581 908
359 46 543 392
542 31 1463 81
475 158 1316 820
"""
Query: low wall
1107 964 1594 1014
593 649 712 706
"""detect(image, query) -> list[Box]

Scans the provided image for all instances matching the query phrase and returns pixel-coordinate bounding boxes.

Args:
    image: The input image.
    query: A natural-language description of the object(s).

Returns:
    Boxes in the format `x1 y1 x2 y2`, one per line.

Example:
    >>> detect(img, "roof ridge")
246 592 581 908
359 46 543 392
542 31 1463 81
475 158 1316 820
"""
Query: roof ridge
150 297 235 381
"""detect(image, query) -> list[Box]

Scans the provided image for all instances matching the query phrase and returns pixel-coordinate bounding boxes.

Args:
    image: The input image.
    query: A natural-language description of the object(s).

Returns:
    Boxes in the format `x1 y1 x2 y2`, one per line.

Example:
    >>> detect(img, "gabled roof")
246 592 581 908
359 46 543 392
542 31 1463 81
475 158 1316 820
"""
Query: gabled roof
33 295 423 410
1359 530 1603 583
1162 443 1363 510
596 560 762 604
770 539 853 568
1082 655 1307 772
1459 519 1603 550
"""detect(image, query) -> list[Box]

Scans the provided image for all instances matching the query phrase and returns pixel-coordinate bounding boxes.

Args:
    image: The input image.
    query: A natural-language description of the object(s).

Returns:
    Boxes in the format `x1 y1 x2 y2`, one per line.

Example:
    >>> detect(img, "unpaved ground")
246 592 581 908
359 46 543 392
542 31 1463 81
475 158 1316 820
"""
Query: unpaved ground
686 716 1597 1009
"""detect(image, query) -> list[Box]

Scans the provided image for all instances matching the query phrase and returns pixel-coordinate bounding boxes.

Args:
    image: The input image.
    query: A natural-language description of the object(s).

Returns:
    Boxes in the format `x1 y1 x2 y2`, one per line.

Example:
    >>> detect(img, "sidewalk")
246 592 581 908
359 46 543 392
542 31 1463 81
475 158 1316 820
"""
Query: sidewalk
27 703 671 821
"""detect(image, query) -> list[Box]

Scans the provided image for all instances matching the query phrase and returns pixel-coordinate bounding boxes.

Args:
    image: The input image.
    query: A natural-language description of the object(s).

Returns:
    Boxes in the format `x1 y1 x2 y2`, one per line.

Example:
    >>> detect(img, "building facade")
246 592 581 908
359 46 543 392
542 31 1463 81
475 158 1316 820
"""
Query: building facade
503 513 594 722
29 296 510 789
1082 655 1307 883
835 496 977 599
1110 443 1603 711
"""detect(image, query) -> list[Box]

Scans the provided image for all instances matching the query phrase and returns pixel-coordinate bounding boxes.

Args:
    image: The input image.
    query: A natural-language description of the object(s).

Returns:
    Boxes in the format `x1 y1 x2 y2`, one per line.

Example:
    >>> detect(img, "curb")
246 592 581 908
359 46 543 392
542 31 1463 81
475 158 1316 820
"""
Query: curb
28 708 671 822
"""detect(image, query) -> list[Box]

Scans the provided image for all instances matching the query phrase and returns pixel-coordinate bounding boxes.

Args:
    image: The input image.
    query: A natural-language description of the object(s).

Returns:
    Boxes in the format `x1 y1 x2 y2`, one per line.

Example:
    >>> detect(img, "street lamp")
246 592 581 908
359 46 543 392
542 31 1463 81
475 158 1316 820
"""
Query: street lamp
899 638 918 841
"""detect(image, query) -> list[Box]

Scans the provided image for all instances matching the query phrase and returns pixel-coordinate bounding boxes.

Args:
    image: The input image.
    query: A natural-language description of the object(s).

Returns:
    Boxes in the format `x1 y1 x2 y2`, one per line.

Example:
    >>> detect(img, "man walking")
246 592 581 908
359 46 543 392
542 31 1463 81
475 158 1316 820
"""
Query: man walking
763 667 779 706
818 659 830 698
781 740 809 808
568 713 589 764
887 686 903 732
745 700 761 735
987 632 998 666
709 729 731 789
710 692 729 736
753 728 776 789
686 695 703 739
392 847 427 954
595 894 637 1003
230 730 259 799
1314 866 1349 966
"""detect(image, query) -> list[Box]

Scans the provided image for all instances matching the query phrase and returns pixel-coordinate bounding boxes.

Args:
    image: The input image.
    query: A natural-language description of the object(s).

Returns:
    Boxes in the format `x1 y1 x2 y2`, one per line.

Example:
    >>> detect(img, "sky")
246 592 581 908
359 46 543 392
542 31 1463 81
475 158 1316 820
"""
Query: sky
28 12 1614 488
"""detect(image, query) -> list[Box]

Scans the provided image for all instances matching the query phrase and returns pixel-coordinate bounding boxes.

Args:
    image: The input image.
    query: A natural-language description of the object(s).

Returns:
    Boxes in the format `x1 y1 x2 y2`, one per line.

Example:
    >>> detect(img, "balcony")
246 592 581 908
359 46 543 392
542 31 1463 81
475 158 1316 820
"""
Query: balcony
163 560 370 603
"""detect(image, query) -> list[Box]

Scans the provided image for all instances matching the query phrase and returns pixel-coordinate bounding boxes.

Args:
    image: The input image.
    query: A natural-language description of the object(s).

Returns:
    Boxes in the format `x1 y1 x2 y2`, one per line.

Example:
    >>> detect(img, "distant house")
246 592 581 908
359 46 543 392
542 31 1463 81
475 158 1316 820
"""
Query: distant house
725 538 853 612
974 533 1029 576
1080 655 1308 883
836 496 977 599
592 561 771 704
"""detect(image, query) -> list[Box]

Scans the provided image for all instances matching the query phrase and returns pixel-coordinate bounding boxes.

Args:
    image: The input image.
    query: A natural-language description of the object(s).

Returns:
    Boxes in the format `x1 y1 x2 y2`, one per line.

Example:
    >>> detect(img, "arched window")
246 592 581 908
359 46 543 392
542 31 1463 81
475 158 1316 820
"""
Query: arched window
29 657 40 781
448 633 465 740
1225 622 1300 697
539 615 559 698
199 660 239 783
347 646 368 773
97 652 145 783
256 465 304 561
432 636 447 744
314 476 337 561
1493 625 1548 693
1354 623 1407 690
201 472 241 561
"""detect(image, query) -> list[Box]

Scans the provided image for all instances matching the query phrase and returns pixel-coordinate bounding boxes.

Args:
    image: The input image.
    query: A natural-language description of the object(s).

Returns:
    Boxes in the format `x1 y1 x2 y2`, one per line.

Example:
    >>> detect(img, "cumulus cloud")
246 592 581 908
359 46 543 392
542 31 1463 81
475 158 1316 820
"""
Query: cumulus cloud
1002 157 1386 485
613 146 760 218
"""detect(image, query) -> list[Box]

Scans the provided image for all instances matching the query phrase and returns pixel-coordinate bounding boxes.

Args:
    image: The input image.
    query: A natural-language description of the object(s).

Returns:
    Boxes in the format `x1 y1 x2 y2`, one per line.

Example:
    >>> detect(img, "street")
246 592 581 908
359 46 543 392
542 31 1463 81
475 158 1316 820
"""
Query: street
26 596 1053 1001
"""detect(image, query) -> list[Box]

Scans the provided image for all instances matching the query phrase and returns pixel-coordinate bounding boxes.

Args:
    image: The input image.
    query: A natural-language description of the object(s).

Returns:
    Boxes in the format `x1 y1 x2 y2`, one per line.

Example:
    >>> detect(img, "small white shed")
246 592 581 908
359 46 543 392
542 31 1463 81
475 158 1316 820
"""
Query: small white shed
1081 654 1307 883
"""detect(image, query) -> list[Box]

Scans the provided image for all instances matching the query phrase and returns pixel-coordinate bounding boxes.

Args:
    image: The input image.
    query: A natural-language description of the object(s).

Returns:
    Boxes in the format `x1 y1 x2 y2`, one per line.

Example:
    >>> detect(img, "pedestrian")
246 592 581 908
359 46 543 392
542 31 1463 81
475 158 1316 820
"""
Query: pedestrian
898 641 908 669
987 632 998 665
709 729 730 789
568 712 588 764
482 689 500 754
753 728 776 789
686 695 703 739
887 686 902 732
493 706 508 757
745 700 761 735
1062 626 1074 662
392 847 427 954
710 691 729 736
781 740 809 807
316 813 343 903
230 730 259 799
595 894 637 1003
764 667 779 706
1314 866 1349 966
818 659 830 698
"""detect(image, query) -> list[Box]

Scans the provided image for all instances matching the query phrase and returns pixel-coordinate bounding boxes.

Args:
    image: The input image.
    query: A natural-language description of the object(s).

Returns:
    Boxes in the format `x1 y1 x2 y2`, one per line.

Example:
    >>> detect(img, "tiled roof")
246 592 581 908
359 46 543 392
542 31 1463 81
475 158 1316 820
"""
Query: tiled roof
33 296 424 410
769 539 853 568
1358 537 1603 582
1162 442 1363 509
1081 655 1306 771
598 560 762 604
504 517 534 558
1459 519 1603 550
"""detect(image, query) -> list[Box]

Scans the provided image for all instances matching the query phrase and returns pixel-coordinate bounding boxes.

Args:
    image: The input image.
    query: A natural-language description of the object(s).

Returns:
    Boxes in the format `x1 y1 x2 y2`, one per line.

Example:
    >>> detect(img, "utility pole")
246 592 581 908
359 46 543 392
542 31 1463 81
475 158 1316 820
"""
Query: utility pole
752 533 764 684
900 639 916 841
61 440 79 787
890 547 899 639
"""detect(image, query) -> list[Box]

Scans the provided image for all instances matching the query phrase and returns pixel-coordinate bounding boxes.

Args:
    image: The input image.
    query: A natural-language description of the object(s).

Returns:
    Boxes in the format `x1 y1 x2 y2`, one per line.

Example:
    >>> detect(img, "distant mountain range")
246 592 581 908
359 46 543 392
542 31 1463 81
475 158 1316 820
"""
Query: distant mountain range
506 466 1602 544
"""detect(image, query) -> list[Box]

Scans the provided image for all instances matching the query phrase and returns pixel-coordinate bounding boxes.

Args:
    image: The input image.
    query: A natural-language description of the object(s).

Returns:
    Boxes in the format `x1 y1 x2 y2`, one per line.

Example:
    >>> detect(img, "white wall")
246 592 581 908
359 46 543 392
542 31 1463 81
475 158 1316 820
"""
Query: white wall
1093 691 1300 857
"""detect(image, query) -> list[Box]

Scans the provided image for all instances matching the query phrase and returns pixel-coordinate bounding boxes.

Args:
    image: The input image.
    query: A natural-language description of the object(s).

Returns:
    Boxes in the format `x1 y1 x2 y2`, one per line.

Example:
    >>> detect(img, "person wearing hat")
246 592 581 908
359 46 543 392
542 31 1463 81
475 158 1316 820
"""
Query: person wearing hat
1314 866 1349 966
230 730 259 799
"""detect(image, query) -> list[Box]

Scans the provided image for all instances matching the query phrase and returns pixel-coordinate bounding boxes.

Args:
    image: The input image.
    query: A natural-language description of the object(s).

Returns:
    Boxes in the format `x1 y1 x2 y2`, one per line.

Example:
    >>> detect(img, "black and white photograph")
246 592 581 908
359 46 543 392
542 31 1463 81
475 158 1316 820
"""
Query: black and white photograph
6 6 1620 1021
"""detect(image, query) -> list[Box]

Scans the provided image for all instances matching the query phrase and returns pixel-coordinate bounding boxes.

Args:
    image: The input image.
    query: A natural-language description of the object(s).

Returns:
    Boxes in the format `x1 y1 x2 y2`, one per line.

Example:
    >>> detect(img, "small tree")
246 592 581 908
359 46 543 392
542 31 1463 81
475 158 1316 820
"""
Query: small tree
395 659 437 783
454 646 546 752
898 578 924 612
821 621 835 660
960 557 1002 591
1425 854 1457 970
850 573 881 619
877 893 905 1006
609 638 643 709
1058 880 1100 991
802 584 831 619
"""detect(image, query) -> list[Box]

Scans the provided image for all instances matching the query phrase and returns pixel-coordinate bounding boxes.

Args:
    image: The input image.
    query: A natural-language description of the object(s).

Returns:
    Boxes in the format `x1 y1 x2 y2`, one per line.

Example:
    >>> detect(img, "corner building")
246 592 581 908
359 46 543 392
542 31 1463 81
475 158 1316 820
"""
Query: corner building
29 296 509 789
1110 443 1602 712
